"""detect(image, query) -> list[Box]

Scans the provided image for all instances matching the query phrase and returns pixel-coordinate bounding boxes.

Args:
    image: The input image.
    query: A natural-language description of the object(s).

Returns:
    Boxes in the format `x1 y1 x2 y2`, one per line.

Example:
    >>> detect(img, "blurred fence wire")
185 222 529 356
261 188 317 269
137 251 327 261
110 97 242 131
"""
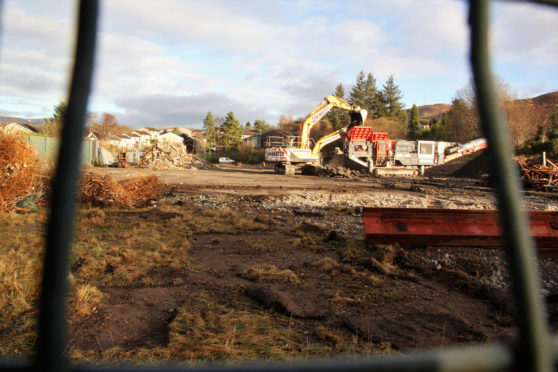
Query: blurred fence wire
1 0 557 371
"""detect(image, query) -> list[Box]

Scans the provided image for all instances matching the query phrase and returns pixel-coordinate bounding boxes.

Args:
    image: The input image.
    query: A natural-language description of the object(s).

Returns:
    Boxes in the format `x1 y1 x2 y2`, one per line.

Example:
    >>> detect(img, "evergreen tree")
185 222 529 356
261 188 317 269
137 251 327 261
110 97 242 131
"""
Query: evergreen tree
44 101 68 137
349 71 367 108
254 120 270 133
349 72 380 118
327 83 348 130
245 121 252 129
51 101 67 124
382 75 406 123
203 112 217 148
220 112 243 150
363 73 378 116
333 82 345 99
375 90 387 118
408 104 420 139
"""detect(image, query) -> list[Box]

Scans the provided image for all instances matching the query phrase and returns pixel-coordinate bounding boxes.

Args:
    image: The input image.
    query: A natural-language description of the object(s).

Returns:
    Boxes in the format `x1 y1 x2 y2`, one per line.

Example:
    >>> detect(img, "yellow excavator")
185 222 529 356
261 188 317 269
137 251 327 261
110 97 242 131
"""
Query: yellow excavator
265 96 367 174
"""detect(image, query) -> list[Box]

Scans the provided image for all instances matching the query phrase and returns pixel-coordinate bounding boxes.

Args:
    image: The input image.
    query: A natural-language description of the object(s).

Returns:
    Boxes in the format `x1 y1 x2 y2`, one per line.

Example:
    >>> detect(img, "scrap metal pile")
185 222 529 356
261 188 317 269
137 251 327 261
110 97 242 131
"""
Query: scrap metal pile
517 157 558 191
139 142 214 170
0 132 46 212
80 173 159 207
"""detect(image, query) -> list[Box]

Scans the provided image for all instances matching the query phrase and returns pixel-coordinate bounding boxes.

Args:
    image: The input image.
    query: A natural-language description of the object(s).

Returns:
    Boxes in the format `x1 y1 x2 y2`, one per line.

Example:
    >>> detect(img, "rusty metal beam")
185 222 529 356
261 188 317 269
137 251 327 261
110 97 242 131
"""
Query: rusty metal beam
362 208 558 258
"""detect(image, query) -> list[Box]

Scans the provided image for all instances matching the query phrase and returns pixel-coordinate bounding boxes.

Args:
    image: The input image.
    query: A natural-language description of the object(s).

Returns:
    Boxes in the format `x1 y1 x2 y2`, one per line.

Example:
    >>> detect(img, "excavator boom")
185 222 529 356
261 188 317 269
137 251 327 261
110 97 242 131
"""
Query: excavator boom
297 96 367 150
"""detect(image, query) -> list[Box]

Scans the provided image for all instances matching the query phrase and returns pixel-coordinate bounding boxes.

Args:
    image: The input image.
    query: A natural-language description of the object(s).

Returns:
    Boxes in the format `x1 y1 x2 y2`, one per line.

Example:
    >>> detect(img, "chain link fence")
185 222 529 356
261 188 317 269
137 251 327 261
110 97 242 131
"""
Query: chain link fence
1 0 557 371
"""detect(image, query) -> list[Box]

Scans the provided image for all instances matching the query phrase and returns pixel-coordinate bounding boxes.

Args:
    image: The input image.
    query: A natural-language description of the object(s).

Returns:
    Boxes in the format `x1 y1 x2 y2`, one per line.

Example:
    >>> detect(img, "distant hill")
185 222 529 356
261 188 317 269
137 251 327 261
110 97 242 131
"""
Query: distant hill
405 103 451 122
0 116 44 126
532 91 558 106
406 91 558 123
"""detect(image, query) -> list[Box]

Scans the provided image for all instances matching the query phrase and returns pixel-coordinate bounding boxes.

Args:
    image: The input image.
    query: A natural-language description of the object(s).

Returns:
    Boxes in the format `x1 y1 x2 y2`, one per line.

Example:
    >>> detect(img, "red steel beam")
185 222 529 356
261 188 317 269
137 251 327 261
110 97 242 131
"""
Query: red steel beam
362 208 558 258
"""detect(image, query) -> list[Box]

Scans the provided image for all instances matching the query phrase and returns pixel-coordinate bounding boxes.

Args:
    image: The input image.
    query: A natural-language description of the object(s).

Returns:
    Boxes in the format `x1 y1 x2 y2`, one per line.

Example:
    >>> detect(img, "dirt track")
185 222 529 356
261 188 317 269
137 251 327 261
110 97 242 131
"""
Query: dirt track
68 164 558 360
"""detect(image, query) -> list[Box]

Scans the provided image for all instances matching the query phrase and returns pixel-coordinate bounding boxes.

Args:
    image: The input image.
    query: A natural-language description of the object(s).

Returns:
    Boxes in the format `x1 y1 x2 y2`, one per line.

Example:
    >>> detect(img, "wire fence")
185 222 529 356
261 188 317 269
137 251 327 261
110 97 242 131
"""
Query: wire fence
1 0 557 371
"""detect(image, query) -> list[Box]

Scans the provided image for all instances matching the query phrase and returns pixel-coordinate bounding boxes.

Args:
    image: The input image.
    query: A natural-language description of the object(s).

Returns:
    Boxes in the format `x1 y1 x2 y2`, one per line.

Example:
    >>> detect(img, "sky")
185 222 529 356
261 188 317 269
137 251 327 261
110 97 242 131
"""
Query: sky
0 0 557 129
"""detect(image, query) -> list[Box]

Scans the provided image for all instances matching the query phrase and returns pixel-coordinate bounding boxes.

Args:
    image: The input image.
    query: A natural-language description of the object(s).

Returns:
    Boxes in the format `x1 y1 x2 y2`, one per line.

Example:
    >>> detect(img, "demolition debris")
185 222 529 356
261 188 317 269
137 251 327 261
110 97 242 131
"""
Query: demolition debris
80 173 159 207
139 142 215 170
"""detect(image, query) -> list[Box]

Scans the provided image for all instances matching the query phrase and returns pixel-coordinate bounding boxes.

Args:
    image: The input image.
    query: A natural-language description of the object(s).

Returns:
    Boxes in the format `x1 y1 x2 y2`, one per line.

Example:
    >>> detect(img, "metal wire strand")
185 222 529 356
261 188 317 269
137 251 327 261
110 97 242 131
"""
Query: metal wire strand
0 1 556 372
469 1 552 371
36 1 99 372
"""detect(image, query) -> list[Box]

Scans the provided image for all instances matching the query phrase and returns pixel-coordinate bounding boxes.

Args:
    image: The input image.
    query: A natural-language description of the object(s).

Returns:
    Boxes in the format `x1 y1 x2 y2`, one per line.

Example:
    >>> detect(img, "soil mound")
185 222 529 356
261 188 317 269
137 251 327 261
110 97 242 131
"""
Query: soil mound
245 284 328 319
344 310 485 350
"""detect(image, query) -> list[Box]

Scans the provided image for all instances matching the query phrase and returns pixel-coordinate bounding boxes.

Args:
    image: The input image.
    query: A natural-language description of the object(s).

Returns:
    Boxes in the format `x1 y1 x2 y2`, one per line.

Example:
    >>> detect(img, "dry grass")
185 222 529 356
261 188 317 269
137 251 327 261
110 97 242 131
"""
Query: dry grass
71 284 106 317
327 206 355 215
312 257 381 285
72 206 191 287
241 265 300 285
311 257 341 271
0 211 45 355
166 292 336 361
339 239 367 263
192 208 268 235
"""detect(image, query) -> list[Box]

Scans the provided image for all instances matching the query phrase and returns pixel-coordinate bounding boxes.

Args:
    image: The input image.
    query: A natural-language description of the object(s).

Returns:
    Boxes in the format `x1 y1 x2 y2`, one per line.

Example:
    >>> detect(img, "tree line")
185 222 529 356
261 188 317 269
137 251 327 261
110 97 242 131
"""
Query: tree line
203 71 409 151
408 76 558 158
327 71 407 131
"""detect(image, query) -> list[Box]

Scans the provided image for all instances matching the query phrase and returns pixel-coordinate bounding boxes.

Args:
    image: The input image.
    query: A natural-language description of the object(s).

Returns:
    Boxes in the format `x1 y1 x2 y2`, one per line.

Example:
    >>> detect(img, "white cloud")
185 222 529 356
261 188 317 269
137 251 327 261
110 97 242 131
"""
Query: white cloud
493 2 558 66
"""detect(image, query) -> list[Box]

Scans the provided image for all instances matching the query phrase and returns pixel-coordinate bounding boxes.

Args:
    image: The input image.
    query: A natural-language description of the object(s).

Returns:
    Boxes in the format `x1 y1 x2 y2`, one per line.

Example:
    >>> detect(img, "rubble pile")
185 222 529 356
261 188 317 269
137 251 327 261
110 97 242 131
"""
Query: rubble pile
0 132 45 212
139 142 214 170
80 173 159 207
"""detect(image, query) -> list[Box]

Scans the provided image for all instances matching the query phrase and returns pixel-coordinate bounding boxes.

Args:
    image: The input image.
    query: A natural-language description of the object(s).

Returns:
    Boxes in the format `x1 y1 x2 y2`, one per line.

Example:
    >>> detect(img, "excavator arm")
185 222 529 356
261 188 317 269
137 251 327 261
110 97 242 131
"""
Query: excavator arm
311 128 344 157
298 96 367 150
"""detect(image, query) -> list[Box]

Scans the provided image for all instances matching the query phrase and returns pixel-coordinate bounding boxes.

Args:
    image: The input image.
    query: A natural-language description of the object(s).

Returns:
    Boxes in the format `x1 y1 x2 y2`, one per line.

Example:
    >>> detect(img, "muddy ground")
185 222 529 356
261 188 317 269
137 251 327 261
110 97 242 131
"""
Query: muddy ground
68 163 558 361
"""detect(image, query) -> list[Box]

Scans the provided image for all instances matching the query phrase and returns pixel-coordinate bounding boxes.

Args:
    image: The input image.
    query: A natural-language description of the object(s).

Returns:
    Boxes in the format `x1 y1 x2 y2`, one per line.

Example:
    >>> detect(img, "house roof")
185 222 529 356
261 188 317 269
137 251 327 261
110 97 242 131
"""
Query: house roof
260 128 288 136
159 132 182 138
5 122 39 133
243 128 258 136
85 132 100 141
140 127 162 132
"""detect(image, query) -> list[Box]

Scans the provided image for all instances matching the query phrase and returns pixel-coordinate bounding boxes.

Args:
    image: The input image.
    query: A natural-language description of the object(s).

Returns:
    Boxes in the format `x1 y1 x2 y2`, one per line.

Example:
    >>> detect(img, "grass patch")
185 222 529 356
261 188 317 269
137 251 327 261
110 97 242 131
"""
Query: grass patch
312 257 381 285
327 206 355 215
0 211 46 356
288 222 330 252
71 206 191 287
70 284 106 317
241 265 301 285
191 208 268 235
339 239 367 263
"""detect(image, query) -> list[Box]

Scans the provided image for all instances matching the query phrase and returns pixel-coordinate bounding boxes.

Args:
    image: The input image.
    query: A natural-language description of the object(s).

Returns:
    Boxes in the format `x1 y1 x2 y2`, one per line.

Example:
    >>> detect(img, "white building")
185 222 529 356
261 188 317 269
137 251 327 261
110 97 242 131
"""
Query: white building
138 127 163 140
158 132 184 144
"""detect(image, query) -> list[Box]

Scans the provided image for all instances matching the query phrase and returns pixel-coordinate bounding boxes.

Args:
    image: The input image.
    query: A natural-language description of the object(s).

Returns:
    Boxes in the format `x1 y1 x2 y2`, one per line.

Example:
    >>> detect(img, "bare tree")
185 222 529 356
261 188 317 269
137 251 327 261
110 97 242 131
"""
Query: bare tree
98 113 118 140
278 114 297 134
505 99 547 146
309 120 335 144
446 76 516 143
